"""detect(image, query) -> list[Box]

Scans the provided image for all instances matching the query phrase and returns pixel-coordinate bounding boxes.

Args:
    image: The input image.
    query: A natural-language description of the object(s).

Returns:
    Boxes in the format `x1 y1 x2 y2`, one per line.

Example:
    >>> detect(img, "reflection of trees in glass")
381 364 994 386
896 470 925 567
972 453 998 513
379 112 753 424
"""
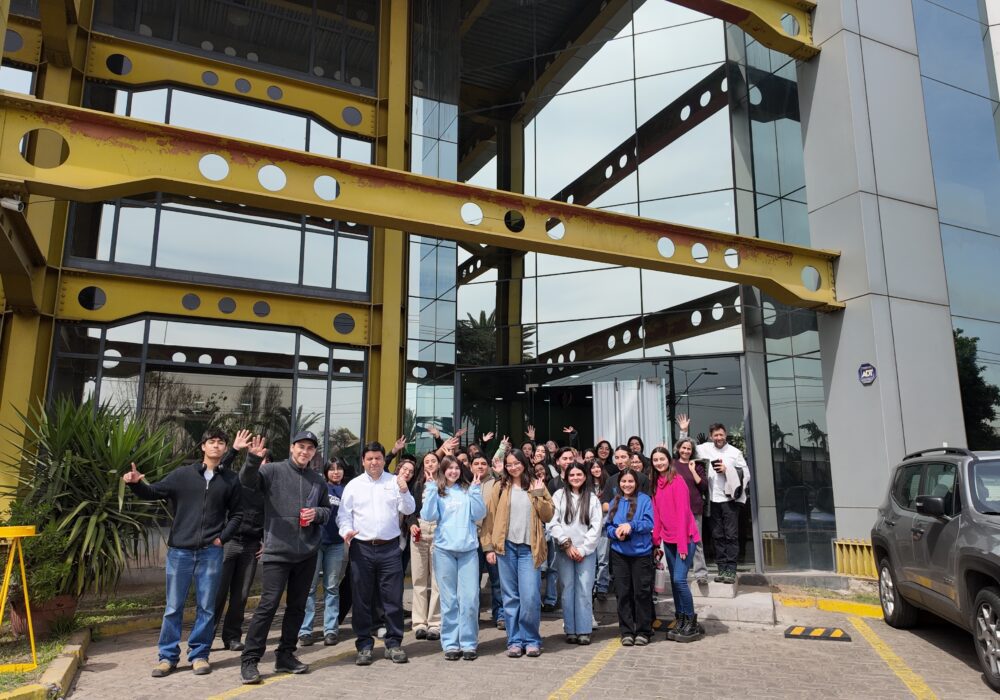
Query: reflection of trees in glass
456 310 535 366
798 420 828 453
955 328 1000 449
770 422 793 450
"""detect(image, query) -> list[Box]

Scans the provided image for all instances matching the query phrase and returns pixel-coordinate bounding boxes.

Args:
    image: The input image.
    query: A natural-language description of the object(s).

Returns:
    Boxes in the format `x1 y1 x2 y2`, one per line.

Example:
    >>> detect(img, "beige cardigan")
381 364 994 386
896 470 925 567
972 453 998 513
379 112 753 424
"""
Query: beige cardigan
480 480 554 568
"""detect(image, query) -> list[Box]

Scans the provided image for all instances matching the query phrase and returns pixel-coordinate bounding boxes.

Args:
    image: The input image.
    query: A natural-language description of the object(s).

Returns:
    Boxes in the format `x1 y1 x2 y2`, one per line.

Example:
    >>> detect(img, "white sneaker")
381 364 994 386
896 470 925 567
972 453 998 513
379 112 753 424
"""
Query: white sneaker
592 616 599 628
377 626 387 639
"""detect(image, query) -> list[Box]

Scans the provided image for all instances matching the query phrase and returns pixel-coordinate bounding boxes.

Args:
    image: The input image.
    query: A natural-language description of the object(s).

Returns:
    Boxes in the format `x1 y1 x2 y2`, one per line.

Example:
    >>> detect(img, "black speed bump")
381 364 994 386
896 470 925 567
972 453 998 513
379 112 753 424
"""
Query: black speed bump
784 625 851 642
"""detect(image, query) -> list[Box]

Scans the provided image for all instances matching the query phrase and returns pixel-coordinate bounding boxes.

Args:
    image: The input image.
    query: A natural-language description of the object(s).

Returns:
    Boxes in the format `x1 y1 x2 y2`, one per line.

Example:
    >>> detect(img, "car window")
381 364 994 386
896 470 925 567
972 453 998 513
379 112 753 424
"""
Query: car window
892 464 923 511
972 459 1000 514
923 462 959 517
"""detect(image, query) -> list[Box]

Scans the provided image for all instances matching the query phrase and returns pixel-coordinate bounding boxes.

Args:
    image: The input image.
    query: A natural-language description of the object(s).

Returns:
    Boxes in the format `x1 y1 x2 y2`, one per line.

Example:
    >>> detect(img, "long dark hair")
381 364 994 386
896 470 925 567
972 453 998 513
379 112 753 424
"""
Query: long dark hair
650 446 677 496
609 470 639 522
627 435 645 454
435 455 470 496
500 448 533 493
586 458 607 492
561 464 593 526
324 456 353 483
595 439 613 462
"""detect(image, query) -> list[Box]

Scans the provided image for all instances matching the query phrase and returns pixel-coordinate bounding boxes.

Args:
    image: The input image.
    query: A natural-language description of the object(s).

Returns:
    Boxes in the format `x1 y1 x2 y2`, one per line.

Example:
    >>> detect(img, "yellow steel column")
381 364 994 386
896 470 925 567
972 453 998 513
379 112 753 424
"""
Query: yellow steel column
0 1 91 489
366 0 410 447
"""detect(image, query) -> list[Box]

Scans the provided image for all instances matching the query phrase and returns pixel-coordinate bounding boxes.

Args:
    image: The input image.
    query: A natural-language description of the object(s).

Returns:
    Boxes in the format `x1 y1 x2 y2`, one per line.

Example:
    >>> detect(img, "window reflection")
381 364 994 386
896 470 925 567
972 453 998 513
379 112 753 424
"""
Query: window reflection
942 226 1000 323
913 0 993 99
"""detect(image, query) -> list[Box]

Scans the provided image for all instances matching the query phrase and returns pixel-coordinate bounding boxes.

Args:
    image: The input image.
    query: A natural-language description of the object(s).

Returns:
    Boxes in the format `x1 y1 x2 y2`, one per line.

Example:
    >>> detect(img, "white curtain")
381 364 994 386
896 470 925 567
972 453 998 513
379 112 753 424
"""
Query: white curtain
592 379 668 448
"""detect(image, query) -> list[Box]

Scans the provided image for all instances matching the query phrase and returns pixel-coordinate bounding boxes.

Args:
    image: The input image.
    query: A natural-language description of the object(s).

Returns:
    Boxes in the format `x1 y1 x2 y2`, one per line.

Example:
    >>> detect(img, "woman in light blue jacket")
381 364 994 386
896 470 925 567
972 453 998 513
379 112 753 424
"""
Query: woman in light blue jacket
421 455 487 661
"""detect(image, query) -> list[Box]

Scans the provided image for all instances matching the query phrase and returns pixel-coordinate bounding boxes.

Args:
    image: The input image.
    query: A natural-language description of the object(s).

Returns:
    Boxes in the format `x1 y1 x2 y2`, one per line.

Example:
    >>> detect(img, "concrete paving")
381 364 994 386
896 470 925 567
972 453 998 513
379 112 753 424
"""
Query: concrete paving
67 596 994 699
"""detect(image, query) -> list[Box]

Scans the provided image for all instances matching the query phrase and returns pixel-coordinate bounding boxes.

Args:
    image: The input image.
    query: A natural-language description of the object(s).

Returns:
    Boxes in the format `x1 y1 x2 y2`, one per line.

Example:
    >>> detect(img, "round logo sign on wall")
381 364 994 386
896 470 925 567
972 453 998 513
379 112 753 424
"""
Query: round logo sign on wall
858 363 877 386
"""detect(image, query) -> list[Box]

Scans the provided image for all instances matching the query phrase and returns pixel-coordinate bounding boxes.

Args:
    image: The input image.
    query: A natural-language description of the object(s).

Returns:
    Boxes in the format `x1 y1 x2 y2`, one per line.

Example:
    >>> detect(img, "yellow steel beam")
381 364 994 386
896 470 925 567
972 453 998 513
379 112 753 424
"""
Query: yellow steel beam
57 269 370 346
3 15 43 67
671 0 818 60
86 33 377 139
366 0 409 448
39 0 82 68
0 204 44 312
0 92 841 310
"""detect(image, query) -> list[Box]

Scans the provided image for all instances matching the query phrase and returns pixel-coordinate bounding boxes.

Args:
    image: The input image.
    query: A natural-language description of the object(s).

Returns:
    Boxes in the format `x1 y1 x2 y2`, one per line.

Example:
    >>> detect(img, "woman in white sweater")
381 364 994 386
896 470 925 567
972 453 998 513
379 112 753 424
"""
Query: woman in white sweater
547 463 603 644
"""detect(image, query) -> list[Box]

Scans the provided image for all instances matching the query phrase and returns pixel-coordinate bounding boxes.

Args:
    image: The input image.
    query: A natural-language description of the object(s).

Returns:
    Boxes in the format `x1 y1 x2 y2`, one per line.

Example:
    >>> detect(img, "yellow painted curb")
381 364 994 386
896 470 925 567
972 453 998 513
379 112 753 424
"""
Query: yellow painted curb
775 594 882 619
0 683 48 700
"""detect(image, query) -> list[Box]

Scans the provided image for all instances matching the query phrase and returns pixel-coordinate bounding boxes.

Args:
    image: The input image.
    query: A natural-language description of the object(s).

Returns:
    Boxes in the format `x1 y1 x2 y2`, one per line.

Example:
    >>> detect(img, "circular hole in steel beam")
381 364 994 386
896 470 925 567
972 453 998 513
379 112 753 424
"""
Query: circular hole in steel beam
342 106 363 126
198 153 229 181
802 265 821 292
4 29 24 53
253 301 271 317
657 237 675 258
691 310 702 326
78 286 106 311
781 13 801 37
461 202 484 225
218 297 236 314
181 293 201 310
504 210 526 233
106 53 133 76
545 217 565 240
257 164 287 191
314 175 340 201
333 313 356 335
266 85 283 100
712 302 724 320
235 77 252 93
20 129 69 168
202 70 220 86
724 248 740 269
691 243 709 264
699 90 711 107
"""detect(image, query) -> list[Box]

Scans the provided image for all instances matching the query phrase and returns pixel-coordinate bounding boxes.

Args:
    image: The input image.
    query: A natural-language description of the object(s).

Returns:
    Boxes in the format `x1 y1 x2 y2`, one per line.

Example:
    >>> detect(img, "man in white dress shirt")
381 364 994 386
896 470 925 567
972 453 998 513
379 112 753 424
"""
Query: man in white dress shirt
337 441 415 665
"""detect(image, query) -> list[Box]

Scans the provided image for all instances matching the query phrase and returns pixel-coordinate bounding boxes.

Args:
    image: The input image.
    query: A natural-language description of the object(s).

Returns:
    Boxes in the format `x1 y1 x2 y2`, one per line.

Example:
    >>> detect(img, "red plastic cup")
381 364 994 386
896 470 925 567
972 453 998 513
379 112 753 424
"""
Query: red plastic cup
299 508 310 527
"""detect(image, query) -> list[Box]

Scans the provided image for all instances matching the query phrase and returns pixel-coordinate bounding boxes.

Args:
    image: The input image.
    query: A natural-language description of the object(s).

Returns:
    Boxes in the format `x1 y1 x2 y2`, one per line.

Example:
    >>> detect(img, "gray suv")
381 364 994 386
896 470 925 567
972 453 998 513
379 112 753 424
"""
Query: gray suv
871 447 1000 692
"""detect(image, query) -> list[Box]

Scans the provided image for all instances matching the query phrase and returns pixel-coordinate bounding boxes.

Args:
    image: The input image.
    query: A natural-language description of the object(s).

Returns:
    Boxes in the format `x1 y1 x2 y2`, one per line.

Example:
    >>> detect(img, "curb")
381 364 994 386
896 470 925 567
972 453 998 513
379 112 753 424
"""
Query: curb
775 594 882 619
0 628 91 700
90 593 262 639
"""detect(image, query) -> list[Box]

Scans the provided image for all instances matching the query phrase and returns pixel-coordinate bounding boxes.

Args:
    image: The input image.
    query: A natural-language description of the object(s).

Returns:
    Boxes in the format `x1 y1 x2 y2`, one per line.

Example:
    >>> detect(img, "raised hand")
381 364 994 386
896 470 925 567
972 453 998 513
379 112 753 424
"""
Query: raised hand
500 435 510 448
442 435 460 454
677 413 690 432
393 435 406 454
427 424 441 440
562 426 575 434
525 424 536 441
482 431 495 443
248 435 267 457
530 476 546 491
122 462 144 484
472 470 482 486
233 428 252 451
455 428 468 438
396 462 413 491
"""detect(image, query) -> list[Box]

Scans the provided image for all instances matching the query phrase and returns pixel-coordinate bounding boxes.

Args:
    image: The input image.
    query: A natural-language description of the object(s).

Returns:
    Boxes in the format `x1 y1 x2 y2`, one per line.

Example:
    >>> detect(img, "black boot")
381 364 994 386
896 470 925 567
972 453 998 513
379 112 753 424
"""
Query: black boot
675 613 704 643
713 566 725 583
666 613 685 641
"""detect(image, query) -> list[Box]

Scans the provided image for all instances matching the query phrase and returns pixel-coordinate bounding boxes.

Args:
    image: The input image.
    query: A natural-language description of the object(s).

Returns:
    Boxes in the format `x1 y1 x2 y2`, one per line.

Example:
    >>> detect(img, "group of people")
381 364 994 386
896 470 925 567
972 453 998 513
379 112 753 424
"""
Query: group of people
123 414 750 682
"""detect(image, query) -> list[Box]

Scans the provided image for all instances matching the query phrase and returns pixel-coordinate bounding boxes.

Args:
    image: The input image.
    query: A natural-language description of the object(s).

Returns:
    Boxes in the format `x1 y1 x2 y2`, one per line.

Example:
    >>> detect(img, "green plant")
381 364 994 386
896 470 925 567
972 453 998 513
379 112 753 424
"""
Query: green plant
1 499 71 604
3 398 184 598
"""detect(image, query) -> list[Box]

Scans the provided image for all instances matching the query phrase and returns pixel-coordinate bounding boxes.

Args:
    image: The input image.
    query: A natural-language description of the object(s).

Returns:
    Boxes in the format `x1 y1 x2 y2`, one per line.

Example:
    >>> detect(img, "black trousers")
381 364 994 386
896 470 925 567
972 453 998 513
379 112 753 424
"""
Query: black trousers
350 540 404 651
213 537 259 644
610 549 654 638
711 500 741 569
241 553 317 662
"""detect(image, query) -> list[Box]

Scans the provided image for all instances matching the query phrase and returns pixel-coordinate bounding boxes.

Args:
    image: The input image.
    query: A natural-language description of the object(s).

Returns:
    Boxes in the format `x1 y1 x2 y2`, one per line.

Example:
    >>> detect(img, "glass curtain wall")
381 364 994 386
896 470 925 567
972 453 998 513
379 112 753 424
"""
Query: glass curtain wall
912 0 1000 447
66 82 373 298
49 318 365 464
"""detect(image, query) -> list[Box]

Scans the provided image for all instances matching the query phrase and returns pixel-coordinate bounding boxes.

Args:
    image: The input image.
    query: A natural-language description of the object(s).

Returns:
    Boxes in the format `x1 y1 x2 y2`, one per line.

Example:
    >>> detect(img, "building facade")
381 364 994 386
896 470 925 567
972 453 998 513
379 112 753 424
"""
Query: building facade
1 0 996 572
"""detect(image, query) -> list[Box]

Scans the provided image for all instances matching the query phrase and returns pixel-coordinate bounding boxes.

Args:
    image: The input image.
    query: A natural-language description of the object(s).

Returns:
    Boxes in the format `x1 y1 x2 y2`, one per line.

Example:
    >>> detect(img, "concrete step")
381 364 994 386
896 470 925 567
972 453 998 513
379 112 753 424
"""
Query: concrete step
689 579 737 599
592 590 776 626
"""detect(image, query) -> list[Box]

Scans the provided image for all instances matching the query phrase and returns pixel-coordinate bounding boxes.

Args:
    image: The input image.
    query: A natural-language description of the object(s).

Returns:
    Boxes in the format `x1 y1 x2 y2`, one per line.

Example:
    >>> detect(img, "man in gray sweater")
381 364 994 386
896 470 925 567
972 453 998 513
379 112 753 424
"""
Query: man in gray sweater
239 431 330 685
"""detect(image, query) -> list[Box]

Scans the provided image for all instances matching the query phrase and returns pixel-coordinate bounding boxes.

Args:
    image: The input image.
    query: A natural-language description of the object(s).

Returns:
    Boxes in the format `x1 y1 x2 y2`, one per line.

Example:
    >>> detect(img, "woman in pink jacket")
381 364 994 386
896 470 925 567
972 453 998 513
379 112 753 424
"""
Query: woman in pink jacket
650 446 703 643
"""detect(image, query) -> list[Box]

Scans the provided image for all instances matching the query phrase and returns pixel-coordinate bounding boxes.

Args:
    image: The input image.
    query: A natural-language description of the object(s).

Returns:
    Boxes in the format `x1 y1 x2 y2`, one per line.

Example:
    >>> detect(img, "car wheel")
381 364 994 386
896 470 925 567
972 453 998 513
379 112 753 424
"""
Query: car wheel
974 587 1000 692
878 557 918 628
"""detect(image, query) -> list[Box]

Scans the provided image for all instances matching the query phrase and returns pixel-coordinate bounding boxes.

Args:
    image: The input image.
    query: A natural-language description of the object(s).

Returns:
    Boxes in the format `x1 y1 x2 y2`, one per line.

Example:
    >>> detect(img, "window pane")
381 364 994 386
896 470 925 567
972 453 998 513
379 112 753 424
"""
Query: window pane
168 89 308 150
50 356 98 405
155 209 301 283
336 235 369 292
914 0 992 99
114 202 155 265
303 232 335 288
942 226 1000 323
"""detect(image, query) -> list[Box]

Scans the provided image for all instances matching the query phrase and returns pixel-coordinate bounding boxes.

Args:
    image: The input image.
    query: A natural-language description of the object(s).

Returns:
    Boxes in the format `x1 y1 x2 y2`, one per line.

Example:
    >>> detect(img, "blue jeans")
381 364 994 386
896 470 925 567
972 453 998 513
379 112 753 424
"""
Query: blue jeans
555 550 596 635
543 537 559 606
479 547 503 622
594 536 610 593
299 541 345 636
434 548 480 652
663 541 697 616
160 545 223 664
496 541 542 649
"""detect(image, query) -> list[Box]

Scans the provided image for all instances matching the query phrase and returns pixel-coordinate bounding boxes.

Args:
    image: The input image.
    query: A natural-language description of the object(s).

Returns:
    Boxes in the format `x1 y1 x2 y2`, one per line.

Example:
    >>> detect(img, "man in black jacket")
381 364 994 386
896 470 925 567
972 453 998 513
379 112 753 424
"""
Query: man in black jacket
213 429 266 651
123 428 243 678
239 431 330 685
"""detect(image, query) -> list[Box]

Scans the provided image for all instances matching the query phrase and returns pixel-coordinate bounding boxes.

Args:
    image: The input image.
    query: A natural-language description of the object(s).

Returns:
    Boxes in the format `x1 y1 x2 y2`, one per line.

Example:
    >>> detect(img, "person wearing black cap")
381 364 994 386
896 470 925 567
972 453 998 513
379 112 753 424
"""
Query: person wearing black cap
122 428 243 678
238 430 331 685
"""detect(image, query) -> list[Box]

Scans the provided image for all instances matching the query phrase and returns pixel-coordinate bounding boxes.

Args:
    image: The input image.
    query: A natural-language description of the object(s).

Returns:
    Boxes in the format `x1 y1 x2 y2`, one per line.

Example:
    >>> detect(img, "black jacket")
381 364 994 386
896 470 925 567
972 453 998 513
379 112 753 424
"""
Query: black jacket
221 448 264 541
128 463 243 549
241 454 330 564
